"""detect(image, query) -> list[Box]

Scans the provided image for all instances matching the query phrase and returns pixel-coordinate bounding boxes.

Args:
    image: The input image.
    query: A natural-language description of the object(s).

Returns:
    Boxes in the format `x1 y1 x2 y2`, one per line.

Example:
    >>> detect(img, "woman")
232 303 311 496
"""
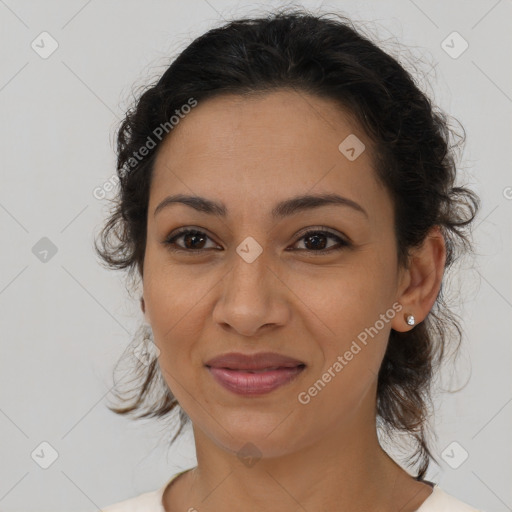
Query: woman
95 8 482 512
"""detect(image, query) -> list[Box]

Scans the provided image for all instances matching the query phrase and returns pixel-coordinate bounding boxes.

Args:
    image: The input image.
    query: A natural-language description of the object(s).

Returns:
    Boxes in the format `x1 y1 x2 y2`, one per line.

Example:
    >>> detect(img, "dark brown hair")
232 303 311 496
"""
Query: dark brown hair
94 7 480 478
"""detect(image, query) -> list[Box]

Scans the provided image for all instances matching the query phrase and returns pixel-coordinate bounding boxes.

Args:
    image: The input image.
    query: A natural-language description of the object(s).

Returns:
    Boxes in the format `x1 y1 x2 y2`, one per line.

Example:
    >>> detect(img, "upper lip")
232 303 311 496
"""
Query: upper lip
205 352 305 370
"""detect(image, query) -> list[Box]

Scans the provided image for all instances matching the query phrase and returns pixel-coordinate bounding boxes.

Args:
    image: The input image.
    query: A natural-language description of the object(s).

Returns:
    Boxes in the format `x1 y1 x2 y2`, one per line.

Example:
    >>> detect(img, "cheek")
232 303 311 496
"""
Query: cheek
142 246 212 329
142 261 204 364
293 255 396 376
295 284 393 422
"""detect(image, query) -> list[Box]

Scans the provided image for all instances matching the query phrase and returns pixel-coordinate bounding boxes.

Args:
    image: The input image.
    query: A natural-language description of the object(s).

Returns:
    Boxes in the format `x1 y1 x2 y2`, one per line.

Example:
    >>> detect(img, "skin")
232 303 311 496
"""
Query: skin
140 89 446 512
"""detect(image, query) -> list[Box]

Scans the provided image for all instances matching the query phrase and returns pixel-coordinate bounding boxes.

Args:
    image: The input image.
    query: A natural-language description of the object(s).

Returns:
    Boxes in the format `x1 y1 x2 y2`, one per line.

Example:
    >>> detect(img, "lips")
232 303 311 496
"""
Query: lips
204 352 306 395
204 351 305 371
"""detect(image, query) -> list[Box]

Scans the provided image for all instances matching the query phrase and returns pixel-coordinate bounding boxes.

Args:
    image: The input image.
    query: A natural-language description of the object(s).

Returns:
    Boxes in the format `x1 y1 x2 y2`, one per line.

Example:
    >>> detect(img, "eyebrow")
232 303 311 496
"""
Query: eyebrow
153 192 368 220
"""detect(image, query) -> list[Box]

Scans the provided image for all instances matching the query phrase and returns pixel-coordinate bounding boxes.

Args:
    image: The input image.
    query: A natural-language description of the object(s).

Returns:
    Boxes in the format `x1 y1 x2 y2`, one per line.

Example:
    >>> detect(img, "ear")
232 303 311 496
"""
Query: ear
391 225 446 332
140 295 152 325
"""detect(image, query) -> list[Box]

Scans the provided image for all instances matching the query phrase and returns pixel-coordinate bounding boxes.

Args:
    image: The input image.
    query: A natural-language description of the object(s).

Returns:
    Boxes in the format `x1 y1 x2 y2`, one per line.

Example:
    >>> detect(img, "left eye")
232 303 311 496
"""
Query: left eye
163 228 349 253
293 230 349 252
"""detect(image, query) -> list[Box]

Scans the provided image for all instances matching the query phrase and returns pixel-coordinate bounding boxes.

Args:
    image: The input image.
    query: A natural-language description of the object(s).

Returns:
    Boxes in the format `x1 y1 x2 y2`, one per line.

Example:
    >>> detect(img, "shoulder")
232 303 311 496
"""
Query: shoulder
100 468 189 512
100 488 163 512
417 485 484 512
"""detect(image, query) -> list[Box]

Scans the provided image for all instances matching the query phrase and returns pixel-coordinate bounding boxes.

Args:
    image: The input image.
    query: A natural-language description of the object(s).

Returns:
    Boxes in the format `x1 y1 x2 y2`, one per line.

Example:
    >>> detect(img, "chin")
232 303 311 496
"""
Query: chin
200 417 310 461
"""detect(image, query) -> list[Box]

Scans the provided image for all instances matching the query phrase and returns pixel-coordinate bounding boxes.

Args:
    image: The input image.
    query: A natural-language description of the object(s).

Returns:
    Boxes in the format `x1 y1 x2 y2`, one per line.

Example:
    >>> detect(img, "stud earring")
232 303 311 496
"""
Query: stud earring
405 313 415 326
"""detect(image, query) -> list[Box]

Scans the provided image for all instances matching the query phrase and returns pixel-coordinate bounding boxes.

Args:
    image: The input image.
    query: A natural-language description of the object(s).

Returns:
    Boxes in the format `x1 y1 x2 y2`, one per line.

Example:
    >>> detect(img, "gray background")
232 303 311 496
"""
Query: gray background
0 1 510 511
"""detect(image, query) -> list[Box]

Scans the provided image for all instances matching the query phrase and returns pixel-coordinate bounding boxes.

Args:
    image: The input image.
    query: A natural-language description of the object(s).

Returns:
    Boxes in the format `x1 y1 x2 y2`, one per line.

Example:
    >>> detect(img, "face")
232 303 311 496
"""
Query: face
142 89 407 458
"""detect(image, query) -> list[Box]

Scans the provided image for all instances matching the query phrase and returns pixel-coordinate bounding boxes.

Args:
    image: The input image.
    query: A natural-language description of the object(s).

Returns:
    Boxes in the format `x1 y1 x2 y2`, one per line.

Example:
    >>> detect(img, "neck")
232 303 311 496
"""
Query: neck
167 396 429 511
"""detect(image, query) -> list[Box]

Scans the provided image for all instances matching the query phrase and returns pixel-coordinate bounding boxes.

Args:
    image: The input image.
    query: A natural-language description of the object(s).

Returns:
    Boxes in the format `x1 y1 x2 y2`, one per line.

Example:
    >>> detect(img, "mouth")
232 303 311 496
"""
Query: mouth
210 365 305 373
205 364 306 395
204 351 305 370
204 351 307 395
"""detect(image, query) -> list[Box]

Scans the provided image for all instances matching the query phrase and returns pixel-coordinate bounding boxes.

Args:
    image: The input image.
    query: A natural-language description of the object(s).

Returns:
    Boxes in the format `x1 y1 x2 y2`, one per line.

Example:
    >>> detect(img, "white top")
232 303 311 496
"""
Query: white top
100 469 483 512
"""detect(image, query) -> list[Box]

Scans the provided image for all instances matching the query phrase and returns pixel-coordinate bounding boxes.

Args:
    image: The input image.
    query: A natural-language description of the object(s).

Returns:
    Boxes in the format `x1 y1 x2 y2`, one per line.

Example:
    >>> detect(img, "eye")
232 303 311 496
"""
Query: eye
162 226 350 254
163 228 219 253
290 228 350 253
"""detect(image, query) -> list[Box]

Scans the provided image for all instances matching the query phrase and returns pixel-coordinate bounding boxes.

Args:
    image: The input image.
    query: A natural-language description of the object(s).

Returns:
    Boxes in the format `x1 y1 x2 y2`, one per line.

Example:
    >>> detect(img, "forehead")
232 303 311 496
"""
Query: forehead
150 90 387 220
154 89 366 169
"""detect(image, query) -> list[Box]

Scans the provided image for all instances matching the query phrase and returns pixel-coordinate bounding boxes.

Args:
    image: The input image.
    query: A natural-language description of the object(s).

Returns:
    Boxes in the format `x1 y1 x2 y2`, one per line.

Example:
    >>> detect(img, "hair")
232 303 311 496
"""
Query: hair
94 7 480 479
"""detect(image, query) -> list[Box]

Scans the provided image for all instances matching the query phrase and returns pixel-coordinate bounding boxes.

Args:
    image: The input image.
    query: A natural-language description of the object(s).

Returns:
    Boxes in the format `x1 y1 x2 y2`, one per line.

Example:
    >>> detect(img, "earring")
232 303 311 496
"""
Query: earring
405 313 415 326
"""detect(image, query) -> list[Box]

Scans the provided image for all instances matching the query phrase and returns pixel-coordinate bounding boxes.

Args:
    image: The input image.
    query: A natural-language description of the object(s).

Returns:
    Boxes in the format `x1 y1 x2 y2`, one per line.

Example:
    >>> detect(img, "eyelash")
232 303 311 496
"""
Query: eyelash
162 227 350 255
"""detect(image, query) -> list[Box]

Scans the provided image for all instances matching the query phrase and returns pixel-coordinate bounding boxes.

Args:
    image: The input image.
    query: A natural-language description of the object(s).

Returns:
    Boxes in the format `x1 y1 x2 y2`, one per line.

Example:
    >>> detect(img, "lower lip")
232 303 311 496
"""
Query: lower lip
206 365 305 395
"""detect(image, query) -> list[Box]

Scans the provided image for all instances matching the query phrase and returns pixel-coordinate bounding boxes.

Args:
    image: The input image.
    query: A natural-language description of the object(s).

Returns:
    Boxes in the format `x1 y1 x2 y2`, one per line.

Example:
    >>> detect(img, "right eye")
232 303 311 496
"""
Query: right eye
163 228 220 253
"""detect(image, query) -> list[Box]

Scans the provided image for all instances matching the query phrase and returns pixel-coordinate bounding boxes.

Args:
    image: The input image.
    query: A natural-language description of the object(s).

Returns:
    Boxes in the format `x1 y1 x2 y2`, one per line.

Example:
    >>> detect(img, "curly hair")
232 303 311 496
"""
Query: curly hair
94 7 480 479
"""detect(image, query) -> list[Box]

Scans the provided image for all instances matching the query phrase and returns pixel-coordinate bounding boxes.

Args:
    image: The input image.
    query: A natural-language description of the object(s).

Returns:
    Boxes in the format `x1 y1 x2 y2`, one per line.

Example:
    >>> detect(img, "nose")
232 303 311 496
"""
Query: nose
212 249 290 337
